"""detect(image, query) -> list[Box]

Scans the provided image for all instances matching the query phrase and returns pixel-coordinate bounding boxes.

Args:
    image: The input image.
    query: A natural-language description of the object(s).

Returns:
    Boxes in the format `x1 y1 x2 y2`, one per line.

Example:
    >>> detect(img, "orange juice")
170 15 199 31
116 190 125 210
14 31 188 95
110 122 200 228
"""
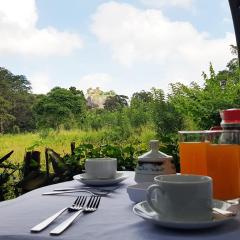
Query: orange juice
179 129 240 200
179 142 208 175
207 144 240 200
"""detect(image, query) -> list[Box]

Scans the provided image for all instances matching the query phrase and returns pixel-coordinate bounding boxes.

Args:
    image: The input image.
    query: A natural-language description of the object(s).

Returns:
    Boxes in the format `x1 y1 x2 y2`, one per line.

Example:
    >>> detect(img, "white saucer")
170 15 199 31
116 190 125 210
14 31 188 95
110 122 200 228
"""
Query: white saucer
133 200 236 229
73 172 127 186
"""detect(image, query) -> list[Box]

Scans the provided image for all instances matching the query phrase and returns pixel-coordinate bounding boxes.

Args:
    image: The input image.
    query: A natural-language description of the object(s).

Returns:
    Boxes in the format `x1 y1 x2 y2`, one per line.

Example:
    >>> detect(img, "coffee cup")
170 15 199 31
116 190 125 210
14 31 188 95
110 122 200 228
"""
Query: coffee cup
146 174 213 222
85 158 117 179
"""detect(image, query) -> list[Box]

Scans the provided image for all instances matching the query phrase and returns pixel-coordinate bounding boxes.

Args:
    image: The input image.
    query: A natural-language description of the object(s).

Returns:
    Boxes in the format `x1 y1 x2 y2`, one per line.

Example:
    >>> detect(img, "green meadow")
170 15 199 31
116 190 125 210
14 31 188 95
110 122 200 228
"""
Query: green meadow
0 128 156 165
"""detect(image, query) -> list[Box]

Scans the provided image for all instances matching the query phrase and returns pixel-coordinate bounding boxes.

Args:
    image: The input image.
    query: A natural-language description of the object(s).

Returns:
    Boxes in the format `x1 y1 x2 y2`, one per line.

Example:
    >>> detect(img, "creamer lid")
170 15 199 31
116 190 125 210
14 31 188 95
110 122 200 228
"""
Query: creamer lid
138 140 172 162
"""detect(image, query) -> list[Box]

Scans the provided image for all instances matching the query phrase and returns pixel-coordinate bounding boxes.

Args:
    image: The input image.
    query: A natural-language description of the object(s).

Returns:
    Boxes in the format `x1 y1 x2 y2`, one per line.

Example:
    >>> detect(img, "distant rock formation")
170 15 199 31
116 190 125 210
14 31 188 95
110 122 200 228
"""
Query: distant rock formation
86 87 115 109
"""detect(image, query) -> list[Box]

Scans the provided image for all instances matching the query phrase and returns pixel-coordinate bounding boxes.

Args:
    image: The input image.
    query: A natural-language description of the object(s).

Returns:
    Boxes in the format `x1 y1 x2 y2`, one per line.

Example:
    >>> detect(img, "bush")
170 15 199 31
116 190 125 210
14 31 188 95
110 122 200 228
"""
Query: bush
12 125 20 134
65 143 148 171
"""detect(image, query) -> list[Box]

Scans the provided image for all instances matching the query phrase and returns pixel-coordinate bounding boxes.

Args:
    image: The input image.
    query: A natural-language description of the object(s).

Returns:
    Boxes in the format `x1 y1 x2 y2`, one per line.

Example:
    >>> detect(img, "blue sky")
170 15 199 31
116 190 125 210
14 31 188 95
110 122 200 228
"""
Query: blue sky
0 0 236 97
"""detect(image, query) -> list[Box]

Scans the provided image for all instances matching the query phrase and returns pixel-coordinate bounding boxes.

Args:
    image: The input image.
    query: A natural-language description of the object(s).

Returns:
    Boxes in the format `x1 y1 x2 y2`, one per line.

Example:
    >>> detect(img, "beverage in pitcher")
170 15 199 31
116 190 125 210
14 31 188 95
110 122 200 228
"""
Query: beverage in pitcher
179 109 240 200
206 142 240 200
179 131 208 176
213 109 240 199
179 142 208 175
206 109 240 200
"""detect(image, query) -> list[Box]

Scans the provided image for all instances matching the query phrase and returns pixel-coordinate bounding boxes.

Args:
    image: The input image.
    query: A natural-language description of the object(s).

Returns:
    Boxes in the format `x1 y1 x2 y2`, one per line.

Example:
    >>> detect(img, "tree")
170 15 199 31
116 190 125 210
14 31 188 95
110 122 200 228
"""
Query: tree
129 90 153 128
168 58 240 130
13 93 37 131
0 67 34 133
0 97 15 133
104 95 128 111
130 91 153 105
33 87 86 130
151 88 184 141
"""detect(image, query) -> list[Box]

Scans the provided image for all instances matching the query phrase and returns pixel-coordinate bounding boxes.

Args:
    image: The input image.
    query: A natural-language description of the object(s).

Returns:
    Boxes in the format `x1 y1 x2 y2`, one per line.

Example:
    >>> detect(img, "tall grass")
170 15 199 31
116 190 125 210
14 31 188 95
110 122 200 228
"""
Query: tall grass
0 127 156 165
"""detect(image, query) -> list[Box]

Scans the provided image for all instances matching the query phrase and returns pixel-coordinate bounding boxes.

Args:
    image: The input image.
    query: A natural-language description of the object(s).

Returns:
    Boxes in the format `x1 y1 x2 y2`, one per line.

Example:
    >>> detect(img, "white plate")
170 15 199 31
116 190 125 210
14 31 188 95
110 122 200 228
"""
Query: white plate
73 172 127 186
133 200 236 229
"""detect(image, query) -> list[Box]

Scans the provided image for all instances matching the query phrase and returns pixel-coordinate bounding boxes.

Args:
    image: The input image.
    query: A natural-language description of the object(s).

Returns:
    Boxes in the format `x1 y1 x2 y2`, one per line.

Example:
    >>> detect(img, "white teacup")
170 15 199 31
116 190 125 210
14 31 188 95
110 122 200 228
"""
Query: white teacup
146 174 213 222
85 158 117 179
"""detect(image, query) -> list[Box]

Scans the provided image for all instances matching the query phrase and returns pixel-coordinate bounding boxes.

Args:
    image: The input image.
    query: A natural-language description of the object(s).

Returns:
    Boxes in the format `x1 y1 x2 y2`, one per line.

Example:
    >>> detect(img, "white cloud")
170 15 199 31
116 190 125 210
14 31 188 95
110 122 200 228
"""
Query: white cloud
0 0 83 56
29 72 52 94
77 73 113 93
91 2 235 90
141 0 193 9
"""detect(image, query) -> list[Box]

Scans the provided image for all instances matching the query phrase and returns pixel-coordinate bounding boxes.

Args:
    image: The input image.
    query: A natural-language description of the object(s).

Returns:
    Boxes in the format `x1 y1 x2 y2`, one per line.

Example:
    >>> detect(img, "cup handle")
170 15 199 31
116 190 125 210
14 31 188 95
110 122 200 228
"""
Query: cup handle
146 184 164 214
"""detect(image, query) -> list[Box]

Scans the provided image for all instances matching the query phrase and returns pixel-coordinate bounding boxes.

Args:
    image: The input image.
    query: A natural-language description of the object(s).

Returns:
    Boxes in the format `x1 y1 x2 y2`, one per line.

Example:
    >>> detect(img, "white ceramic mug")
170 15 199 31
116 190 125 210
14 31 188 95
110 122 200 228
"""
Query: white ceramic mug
85 158 117 179
146 174 213 222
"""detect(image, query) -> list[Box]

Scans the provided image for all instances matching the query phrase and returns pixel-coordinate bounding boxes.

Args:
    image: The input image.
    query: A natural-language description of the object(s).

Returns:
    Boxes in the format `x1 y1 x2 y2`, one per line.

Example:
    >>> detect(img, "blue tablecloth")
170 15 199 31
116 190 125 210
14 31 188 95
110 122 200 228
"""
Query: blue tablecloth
0 171 239 240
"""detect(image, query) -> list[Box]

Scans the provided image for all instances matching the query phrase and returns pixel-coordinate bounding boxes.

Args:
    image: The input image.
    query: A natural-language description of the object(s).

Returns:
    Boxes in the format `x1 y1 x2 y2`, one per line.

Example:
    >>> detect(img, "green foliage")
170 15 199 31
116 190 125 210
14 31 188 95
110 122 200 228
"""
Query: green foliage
104 95 129 111
82 109 105 130
82 108 133 142
0 158 22 201
0 67 34 133
151 88 184 141
169 60 240 130
26 142 42 151
1 47 240 195
64 143 147 171
33 87 86 130
12 125 20 134
129 90 153 128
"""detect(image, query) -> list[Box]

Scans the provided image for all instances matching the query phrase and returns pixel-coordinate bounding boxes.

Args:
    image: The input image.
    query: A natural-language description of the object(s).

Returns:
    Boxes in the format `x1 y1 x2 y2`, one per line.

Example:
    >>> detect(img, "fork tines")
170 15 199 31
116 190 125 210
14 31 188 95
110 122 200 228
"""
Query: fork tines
86 196 101 210
76 196 87 206
71 196 87 211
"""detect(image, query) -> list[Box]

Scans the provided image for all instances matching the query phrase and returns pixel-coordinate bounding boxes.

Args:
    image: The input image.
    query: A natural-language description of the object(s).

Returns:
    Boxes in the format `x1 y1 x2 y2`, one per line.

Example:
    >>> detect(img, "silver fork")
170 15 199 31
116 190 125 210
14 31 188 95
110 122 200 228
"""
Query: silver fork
50 196 101 235
31 196 87 232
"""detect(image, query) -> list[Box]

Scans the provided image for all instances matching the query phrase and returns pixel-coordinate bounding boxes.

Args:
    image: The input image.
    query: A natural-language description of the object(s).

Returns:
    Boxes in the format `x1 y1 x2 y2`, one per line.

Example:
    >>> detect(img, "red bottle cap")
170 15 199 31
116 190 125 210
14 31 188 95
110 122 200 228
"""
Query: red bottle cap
220 109 240 124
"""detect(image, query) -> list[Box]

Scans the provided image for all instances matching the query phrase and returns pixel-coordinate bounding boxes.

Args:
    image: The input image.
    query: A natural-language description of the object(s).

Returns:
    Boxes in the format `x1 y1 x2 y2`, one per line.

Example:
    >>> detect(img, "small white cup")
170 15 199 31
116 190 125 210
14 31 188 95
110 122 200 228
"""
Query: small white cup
146 174 213 222
85 158 117 179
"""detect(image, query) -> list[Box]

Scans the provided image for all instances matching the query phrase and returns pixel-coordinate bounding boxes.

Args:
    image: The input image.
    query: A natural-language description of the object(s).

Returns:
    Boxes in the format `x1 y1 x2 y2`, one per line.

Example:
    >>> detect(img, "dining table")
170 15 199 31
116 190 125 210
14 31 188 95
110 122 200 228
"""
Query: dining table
0 171 240 240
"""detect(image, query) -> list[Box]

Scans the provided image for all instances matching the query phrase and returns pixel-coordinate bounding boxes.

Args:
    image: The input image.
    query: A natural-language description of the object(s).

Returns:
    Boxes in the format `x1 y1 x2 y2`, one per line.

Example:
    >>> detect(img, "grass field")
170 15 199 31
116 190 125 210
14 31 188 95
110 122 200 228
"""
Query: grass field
0 128 156 165
0 127 156 200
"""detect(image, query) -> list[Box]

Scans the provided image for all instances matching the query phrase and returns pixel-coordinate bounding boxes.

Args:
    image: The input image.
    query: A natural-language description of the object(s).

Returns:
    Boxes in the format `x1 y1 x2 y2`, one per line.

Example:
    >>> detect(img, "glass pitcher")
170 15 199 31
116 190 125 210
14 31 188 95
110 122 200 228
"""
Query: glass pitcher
179 130 240 200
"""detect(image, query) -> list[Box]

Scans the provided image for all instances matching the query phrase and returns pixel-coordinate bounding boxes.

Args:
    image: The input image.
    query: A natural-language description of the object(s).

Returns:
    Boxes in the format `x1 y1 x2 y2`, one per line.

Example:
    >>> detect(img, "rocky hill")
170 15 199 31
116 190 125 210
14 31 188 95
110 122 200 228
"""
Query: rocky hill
86 87 115 108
